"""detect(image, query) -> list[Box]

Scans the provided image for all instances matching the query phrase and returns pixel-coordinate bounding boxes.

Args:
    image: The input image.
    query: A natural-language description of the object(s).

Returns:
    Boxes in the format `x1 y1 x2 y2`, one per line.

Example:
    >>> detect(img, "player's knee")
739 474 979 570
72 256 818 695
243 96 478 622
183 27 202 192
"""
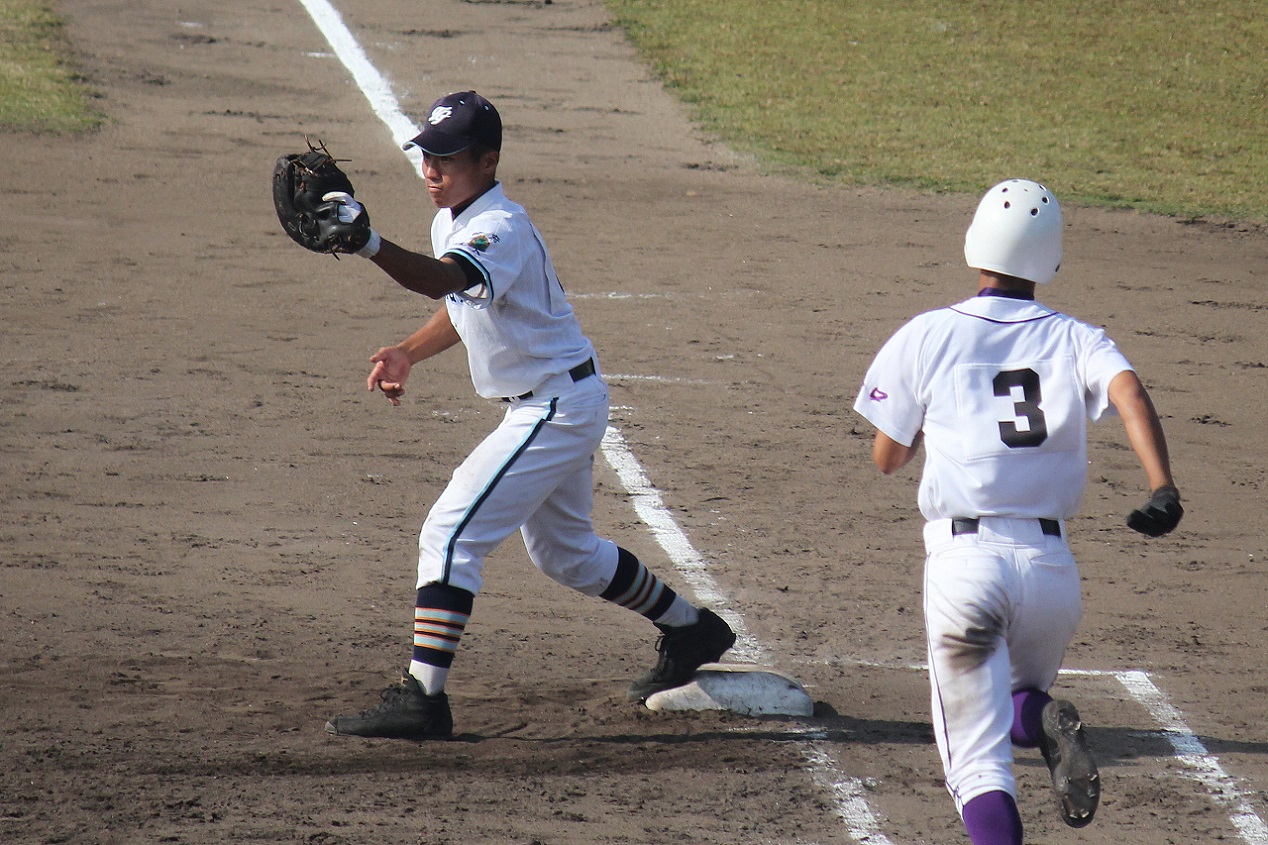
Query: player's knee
532 550 608 594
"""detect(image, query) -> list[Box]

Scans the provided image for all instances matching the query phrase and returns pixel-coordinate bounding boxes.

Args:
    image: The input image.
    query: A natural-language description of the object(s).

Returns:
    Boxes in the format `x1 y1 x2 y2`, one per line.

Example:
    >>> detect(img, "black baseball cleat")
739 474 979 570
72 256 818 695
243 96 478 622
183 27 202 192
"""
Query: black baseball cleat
627 608 737 702
325 673 453 740
1039 698 1100 827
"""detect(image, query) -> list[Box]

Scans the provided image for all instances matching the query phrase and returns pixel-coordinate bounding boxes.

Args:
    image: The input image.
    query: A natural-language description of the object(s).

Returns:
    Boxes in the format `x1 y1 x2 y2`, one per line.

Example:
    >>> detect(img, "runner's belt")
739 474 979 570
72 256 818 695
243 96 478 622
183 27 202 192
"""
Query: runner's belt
951 517 1061 538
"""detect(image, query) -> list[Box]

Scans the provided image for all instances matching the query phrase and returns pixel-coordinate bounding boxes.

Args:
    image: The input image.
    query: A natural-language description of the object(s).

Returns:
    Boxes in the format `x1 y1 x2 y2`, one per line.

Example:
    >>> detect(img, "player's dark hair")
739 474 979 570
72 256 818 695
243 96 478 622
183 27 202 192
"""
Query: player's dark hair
468 142 498 162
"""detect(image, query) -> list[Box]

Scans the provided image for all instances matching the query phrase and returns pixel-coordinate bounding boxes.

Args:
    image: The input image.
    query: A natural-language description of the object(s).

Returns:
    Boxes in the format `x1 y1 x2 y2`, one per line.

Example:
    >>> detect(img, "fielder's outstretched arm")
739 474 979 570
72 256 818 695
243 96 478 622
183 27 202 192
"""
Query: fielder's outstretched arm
366 237 469 300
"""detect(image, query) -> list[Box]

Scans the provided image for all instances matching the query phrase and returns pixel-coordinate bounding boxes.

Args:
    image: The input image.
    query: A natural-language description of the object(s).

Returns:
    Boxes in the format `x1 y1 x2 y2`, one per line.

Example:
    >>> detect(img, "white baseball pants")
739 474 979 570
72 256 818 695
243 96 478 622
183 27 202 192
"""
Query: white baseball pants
417 375 619 597
921 516 1082 812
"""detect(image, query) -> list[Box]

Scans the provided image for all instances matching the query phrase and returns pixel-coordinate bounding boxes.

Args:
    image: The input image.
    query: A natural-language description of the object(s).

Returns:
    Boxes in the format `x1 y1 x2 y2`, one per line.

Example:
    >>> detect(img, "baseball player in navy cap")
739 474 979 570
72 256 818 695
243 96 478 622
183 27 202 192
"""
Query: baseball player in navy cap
853 179 1182 844
315 91 735 740
406 90 502 156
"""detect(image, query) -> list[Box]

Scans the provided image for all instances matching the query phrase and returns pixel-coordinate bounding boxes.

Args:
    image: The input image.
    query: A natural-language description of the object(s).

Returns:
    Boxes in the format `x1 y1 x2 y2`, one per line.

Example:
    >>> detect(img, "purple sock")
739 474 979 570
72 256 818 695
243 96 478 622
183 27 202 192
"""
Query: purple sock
962 790 1023 845
1011 687 1052 747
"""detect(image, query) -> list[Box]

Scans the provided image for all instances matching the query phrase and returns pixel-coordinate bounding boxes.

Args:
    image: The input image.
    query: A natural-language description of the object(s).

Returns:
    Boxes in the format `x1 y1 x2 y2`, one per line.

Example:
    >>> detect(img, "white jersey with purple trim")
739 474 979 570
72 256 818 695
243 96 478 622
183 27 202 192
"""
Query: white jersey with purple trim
853 295 1133 520
432 182 596 399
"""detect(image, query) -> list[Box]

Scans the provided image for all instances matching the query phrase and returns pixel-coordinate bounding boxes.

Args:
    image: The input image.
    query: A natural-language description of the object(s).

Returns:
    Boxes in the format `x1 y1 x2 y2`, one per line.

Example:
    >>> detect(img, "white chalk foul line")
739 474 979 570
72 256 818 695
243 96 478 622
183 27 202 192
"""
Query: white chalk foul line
600 426 897 844
296 4 1265 843
599 427 761 662
1059 668 1267 841
570 291 668 299
800 745 896 845
835 661 1268 844
296 0 421 155
606 373 711 386
1112 669 1268 845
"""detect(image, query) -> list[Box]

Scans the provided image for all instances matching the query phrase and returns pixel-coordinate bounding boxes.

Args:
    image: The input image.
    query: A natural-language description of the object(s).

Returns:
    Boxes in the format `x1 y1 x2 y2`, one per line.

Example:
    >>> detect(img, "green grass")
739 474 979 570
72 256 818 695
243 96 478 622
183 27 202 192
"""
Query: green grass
0 0 102 133
605 0 1267 222
2 1 1262 220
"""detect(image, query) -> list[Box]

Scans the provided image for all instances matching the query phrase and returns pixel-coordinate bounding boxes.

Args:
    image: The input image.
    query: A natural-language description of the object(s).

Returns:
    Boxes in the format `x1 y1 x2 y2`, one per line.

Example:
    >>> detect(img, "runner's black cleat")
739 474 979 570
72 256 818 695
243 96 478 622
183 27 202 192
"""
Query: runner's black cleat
1040 698 1100 827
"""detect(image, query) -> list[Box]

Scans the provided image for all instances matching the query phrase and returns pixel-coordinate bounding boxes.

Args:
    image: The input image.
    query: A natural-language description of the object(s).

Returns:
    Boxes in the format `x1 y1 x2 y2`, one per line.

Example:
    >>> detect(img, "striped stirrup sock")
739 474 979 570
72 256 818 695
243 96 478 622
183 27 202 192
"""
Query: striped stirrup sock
412 583 475 668
600 547 678 621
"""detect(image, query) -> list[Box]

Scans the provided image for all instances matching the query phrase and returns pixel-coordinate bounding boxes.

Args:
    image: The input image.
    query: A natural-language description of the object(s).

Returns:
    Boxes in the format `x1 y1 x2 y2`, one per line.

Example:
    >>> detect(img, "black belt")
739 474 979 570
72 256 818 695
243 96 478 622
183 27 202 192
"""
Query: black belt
951 517 1061 538
502 358 596 402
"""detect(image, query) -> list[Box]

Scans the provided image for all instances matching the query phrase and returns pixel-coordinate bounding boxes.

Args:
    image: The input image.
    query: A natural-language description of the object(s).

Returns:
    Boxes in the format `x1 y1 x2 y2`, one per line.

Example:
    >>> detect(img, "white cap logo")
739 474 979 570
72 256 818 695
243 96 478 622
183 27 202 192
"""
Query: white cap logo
428 105 454 125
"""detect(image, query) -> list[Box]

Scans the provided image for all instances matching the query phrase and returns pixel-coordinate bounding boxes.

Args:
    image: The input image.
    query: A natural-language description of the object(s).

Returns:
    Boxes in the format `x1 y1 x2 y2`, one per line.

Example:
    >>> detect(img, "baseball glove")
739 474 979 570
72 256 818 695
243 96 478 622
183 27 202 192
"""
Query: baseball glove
272 140 371 255
1127 485 1183 537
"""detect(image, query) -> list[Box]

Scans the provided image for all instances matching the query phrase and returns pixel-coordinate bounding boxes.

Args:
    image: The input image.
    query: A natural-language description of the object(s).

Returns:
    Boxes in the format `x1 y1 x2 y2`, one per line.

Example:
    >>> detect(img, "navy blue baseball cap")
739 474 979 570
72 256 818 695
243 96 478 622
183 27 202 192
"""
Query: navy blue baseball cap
404 91 502 156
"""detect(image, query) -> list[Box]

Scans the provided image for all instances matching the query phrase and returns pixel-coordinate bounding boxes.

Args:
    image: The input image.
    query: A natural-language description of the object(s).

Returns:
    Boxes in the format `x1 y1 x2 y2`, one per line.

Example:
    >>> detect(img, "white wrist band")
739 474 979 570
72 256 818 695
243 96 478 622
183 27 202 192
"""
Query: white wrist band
357 229 382 259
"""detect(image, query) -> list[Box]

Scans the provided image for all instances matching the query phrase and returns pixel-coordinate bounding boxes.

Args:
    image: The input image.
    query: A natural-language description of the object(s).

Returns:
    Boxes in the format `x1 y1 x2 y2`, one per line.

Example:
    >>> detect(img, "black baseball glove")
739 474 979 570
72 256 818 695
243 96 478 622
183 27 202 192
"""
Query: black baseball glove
1127 485 1183 537
272 140 371 255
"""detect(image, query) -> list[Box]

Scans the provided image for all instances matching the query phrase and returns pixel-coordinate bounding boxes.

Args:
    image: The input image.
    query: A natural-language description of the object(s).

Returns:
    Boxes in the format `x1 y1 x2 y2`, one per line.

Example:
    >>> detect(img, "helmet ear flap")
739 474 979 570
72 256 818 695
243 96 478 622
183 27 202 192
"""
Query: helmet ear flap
965 180 1063 284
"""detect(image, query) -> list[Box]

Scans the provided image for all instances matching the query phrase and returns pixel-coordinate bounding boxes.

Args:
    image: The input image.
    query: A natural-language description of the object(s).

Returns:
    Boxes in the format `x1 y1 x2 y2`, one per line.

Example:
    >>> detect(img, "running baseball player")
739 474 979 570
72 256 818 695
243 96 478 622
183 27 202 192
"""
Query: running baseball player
853 179 1182 844
311 91 735 739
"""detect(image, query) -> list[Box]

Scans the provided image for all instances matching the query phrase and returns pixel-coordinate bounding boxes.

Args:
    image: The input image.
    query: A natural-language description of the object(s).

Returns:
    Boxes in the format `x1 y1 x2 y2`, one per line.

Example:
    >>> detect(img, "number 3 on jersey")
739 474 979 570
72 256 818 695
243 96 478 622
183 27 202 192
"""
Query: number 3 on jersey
994 368 1047 447
954 358 1078 463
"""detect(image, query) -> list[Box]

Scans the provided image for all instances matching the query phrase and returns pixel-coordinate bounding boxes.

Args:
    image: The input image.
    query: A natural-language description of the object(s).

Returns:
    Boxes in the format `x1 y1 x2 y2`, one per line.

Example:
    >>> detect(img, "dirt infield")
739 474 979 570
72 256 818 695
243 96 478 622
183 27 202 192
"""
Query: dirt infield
3 1 1267 843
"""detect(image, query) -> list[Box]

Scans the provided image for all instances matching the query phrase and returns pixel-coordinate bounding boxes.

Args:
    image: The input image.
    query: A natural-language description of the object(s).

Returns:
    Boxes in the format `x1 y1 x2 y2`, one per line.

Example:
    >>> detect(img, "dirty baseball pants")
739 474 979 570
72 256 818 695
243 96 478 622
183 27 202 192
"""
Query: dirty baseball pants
921 516 1082 813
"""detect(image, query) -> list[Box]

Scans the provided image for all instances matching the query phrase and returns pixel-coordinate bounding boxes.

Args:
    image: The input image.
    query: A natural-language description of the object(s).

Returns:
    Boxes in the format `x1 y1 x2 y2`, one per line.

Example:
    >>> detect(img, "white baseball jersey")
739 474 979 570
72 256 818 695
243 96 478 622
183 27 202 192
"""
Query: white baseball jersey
432 182 596 400
854 290 1135 811
854 294 1133 520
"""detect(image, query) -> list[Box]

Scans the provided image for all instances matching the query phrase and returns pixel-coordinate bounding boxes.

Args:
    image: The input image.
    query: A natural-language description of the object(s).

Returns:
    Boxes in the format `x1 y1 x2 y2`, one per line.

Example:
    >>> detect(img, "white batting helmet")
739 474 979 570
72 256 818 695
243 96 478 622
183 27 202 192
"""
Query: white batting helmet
964 179 1063 284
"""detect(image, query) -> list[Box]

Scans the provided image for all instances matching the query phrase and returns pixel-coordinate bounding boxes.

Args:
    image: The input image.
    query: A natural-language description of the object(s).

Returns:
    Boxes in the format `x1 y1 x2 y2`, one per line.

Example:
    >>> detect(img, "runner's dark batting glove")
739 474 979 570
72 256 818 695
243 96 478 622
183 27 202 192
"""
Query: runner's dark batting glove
1127 485 1183 537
